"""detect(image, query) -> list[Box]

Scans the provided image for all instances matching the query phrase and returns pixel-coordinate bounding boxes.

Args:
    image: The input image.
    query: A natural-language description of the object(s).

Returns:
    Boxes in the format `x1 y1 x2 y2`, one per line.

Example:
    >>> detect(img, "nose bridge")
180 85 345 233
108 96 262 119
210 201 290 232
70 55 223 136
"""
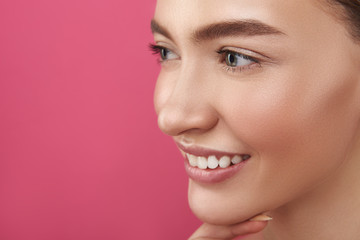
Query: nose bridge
157 62 218 136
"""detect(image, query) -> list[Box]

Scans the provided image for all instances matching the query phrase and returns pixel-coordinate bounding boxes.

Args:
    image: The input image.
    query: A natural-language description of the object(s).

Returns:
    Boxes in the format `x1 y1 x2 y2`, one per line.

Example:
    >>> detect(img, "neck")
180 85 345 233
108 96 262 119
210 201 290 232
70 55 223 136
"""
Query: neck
264 137 360 240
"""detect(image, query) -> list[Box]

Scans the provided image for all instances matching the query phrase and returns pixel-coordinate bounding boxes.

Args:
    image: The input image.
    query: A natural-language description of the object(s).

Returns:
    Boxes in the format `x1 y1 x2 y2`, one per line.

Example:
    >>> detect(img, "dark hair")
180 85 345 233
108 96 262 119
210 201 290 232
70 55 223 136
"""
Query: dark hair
329 0 360 41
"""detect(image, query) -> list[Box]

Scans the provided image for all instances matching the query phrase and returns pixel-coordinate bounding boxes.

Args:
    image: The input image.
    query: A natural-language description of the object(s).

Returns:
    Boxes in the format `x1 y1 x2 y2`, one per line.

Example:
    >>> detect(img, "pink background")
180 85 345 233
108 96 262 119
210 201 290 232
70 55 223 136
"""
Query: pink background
0 0 201 239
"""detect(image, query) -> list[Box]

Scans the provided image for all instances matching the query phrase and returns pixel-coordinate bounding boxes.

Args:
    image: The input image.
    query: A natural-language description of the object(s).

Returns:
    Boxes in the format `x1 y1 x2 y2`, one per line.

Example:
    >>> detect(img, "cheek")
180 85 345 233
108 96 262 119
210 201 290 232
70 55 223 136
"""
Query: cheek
225 68 360 195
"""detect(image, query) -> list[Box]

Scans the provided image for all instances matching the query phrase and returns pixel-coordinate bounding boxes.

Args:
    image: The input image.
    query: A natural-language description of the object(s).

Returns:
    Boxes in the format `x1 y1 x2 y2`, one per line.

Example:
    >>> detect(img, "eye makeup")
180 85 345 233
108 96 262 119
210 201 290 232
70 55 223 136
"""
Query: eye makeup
150 42 270 75
149 43 179 62
217 49 262 73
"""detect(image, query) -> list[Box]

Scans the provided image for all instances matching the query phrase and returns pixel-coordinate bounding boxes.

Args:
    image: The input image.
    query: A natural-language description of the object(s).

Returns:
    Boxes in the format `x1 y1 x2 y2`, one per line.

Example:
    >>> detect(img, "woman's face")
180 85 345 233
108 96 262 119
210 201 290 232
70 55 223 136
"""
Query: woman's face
152 0 360 225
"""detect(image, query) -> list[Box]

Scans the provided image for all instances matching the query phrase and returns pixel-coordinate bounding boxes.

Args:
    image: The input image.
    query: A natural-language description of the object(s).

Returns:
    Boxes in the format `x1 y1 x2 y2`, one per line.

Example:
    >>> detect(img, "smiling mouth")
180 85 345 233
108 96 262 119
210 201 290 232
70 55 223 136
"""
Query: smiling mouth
176 142 252 183
176 141 251 169
183 151 251 170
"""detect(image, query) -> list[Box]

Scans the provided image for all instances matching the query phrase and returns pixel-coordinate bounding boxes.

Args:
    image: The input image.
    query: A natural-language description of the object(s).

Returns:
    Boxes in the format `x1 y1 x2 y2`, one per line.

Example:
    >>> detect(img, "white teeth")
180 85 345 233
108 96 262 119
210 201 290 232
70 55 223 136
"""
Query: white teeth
188 154 198 167
186 153 248 169
207 155 219 169
231 155 242 164
198 157 208 169
219 156 231 168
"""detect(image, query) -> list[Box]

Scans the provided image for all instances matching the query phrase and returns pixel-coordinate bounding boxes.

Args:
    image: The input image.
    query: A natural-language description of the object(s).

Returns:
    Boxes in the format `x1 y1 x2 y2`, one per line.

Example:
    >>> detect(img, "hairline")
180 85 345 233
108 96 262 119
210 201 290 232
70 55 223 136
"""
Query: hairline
317 0 360 43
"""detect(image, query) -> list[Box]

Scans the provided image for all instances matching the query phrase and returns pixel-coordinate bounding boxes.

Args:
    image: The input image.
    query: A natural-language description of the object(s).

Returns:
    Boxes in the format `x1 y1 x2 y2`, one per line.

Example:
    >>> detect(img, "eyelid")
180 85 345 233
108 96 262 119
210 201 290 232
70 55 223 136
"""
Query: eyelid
150 41 179 55
217 46 268 61
217 49 259 65
216 47 264 74
149 43 180 62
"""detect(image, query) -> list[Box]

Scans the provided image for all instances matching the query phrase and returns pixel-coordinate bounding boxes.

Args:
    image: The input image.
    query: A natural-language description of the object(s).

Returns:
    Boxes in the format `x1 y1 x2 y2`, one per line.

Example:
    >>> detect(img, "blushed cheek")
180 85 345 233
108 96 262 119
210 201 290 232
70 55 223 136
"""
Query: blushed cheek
230 67 360 184
228 87 302 156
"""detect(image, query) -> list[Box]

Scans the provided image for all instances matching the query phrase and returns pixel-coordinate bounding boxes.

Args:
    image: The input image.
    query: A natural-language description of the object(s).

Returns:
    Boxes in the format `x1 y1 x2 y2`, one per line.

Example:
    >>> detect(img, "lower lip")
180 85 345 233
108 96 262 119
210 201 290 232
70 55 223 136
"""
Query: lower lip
184 158 249 184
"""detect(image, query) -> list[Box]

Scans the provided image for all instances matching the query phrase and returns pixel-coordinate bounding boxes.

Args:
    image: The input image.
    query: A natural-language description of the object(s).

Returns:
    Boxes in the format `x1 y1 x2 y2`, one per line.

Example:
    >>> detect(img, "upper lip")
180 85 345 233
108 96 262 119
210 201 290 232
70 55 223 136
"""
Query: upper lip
175 141 249 159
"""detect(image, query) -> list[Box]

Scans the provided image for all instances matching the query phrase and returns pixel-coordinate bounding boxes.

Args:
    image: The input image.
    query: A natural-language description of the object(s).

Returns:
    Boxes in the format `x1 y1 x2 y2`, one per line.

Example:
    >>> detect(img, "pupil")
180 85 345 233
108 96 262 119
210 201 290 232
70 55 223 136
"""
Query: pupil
227 53 236 66
161 48 167 59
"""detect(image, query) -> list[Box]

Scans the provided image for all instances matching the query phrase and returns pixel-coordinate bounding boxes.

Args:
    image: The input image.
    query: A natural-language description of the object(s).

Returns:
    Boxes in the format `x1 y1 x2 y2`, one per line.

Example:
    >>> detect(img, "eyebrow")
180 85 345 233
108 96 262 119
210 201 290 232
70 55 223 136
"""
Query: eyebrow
151 19 285 42
193 20 285 41
151 19 174 40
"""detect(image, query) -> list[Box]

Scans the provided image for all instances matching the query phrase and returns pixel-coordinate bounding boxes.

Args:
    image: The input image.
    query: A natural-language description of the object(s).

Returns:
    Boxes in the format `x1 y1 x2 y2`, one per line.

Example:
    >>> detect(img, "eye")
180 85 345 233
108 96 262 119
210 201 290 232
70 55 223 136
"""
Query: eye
149 44 179 62
220 50 258 68
160 48 178 61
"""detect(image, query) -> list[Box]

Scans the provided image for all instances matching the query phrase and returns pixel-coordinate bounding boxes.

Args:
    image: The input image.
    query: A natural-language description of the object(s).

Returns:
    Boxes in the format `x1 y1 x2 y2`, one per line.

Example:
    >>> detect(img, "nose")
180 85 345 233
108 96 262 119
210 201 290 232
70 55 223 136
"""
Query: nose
155 68 219 137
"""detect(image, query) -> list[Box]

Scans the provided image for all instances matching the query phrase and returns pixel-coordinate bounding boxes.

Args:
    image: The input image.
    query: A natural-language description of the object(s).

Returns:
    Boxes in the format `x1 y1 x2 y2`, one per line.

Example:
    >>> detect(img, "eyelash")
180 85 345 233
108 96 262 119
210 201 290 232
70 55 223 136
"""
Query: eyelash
149 44 174 63
149 43 261 73
216 49 261 73
149 43 163 56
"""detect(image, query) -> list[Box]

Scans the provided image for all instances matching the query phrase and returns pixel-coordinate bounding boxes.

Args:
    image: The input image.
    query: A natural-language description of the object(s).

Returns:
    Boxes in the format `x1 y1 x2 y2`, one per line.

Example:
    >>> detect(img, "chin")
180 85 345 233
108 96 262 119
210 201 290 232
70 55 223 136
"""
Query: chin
187 181 257 225
189 201 243 225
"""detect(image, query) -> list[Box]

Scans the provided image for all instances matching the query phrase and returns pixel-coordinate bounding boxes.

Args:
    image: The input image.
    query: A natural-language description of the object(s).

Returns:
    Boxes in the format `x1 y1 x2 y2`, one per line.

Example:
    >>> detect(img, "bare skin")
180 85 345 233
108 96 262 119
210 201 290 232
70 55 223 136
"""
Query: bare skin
151 0 360 239
188 221 267 240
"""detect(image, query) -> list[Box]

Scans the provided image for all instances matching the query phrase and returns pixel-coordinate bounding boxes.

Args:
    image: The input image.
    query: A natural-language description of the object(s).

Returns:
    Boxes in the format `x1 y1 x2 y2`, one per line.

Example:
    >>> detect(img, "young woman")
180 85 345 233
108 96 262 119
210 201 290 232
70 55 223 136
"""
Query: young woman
150 0 360 239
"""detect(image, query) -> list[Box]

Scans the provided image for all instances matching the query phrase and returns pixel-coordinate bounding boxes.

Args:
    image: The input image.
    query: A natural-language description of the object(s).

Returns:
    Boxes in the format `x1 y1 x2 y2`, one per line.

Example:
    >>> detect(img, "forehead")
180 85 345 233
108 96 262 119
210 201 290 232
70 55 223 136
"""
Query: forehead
153 0 330 40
